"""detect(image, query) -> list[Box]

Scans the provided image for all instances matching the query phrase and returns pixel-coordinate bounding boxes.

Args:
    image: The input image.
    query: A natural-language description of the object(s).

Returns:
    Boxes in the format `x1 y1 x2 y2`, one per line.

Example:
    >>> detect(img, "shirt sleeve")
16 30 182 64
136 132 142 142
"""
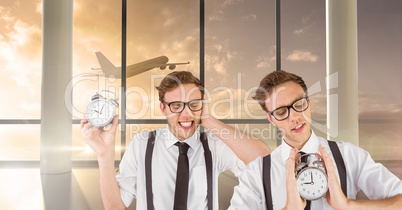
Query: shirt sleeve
116 133 144 207
228 157 266 210
342 141 402 199
207 131 246 177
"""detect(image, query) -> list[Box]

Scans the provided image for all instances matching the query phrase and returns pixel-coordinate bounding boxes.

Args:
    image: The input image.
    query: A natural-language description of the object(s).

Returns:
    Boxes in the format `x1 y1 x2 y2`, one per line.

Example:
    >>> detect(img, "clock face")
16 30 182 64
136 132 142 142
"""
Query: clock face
297 167 328 200
85 99 115 127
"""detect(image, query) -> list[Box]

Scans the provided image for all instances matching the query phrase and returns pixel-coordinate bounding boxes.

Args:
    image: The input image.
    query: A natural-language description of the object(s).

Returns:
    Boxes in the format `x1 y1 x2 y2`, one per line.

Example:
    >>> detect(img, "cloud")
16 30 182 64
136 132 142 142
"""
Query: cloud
204 38 241 79
286 50 318 63
294 28 304 34
242 14 257 21
255 55 271 69
208 14 223 22
307 89 402 120
36 2 42 14
222 0 244 7
358 91 402 119
293 5 326 35
207 0 245 22
0 3 42 117
0 6 41 94
206 54 228 76
293 22 316 35
204 85 265 119
161 8 176 27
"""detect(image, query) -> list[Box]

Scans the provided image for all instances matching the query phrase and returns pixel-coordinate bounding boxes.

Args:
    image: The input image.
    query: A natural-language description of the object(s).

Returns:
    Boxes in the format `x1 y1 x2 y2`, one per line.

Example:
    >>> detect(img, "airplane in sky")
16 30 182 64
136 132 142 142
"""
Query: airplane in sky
91 51 190 78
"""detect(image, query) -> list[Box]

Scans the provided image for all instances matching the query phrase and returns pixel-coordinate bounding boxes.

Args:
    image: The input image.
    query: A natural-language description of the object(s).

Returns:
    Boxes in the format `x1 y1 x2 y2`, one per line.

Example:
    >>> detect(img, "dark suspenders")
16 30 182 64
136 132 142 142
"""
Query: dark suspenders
263 140 347 209
145 131 156 210
262 155 273 210
328 141 347 196
145 130 213 210
200 132 214 210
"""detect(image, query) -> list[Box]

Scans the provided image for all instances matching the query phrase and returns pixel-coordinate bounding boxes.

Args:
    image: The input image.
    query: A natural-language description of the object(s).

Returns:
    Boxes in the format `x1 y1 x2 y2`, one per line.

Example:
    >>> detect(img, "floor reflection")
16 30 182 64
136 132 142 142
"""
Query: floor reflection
0 168 44 210
0 163 400 210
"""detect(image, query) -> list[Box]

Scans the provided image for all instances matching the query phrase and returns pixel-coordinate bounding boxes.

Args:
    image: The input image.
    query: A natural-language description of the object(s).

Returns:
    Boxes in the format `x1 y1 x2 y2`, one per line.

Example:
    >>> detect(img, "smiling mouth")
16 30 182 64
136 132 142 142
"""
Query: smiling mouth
179 121 193 128
292 123 304 132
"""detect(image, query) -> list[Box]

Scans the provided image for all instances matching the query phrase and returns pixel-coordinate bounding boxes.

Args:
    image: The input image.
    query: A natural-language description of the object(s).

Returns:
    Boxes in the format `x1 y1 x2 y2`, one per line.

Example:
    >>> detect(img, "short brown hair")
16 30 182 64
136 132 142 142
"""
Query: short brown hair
253 70 308 112
156 71 204 102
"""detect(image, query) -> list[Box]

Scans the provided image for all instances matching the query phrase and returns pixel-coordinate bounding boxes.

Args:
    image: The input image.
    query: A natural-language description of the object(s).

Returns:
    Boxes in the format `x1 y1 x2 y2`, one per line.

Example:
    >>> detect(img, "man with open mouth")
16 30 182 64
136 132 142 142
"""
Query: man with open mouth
81 70 270 210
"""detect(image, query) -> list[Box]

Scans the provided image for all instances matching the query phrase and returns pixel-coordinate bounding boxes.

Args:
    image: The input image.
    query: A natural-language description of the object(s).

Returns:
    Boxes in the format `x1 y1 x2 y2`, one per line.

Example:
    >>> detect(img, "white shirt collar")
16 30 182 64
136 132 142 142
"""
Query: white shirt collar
281 130 320 163
160 126 199 150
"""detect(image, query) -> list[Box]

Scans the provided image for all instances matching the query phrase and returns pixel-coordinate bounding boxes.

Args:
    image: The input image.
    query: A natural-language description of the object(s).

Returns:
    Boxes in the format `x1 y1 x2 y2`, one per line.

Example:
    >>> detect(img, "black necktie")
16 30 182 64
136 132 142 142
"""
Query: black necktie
174 142 190 210
299 151 311 210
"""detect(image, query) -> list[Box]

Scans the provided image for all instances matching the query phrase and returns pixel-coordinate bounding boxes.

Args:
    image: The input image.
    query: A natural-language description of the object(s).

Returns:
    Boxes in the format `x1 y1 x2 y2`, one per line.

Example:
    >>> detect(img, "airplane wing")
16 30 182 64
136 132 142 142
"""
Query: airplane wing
93 52 190 78
156 61 190 70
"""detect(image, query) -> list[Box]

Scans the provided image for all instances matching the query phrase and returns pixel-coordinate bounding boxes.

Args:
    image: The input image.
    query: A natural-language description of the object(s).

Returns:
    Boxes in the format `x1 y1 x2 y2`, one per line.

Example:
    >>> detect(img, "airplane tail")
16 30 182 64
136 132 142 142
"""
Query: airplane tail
95 52 121 77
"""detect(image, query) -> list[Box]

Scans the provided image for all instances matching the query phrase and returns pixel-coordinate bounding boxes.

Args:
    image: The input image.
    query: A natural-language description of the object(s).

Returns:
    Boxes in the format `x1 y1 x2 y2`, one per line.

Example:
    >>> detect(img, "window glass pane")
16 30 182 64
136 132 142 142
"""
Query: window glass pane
281 0 327 126
71 1 122 161
72 124 122 161
0 125 40 161
0 1 42 119
205 0 275 119
72 1 122 120
358 0 402 161
125 0 200 119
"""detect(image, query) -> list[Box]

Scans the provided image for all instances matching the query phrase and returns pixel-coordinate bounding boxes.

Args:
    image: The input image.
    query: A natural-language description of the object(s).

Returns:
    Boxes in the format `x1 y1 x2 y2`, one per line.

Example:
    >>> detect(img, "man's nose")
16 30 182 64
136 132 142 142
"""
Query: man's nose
180 104 194 116
288 107 301 121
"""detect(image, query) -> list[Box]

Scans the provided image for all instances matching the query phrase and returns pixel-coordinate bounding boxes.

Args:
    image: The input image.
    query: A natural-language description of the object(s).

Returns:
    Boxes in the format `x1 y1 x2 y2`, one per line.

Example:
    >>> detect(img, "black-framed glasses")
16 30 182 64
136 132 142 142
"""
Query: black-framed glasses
268 96 309 121
163 99 203 113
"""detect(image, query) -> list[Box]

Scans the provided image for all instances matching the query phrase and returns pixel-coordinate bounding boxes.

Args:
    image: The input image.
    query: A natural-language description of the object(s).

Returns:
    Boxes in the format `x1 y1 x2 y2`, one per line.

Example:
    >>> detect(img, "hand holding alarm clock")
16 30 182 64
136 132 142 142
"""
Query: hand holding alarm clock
85 90 119 127
295 152 328 200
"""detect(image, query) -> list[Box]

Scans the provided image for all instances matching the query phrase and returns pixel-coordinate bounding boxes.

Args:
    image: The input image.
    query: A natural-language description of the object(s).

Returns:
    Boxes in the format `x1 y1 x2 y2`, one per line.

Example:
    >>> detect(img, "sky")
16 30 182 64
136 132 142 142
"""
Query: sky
0 0 401 160
0 0 401 119
0 2 400 209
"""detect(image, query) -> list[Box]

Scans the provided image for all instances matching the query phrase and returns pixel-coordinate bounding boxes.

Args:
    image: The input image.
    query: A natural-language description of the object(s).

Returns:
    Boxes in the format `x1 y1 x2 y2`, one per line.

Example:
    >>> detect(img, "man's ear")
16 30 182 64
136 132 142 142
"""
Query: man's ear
160 103 166 116
265 113 276 127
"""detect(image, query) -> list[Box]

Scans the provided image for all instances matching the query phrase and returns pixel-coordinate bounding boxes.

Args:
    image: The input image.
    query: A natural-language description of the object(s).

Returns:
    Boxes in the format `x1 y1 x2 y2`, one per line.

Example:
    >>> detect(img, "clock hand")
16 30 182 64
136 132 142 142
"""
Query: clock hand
310 172 314 184
99 105 105 114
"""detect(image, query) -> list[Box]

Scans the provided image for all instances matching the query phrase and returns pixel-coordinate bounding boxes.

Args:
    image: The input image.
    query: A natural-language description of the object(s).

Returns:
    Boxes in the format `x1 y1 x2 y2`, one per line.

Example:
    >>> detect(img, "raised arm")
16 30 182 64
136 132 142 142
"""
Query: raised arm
200 105 270 164
81 115 126 210
228 157 267 210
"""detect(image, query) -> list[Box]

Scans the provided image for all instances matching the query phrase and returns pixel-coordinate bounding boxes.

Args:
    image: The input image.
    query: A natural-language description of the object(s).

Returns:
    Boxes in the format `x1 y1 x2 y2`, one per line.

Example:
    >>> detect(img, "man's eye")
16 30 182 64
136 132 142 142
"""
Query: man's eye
275 109 287 116
189 102 201 109
171 103 183 109
294 104 303 109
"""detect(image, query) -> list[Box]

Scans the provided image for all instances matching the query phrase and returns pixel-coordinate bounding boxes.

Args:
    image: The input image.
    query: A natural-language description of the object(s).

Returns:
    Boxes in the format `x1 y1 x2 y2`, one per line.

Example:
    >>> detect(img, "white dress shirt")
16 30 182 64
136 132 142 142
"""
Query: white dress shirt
116 126 246 210
228 131 402 210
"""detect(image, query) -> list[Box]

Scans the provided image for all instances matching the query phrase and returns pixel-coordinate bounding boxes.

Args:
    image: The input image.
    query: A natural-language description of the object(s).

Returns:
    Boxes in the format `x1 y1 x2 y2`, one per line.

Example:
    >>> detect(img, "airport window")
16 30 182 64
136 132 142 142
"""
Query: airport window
357 0 402 161
204 0 275 121
281 0 328 138
0 2 401 210
0 0 400 166
1 1 401 210
0 125 40 161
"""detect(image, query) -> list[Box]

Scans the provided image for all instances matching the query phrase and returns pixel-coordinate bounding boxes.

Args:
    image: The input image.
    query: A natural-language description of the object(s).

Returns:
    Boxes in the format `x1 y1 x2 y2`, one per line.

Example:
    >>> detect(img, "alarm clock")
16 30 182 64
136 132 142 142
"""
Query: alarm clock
295 153 328 200
85 90 119 127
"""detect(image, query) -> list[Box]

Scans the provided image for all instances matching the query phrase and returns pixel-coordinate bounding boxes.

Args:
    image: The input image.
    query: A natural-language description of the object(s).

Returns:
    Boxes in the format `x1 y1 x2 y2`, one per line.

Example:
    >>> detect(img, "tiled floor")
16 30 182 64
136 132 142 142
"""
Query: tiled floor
0 162 401 210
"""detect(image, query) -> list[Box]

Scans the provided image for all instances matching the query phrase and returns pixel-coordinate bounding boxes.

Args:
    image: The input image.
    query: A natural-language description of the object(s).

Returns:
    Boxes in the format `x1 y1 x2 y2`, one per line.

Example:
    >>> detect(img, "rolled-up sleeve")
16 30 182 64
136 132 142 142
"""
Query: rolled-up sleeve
116 134 141 207
228 156 266 210
342 142 402 199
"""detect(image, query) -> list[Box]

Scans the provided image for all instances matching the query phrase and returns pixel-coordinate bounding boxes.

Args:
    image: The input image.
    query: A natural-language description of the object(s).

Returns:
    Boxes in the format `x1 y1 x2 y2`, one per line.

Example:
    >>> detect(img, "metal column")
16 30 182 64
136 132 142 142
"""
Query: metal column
326 0 359 145
41 0 73 174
